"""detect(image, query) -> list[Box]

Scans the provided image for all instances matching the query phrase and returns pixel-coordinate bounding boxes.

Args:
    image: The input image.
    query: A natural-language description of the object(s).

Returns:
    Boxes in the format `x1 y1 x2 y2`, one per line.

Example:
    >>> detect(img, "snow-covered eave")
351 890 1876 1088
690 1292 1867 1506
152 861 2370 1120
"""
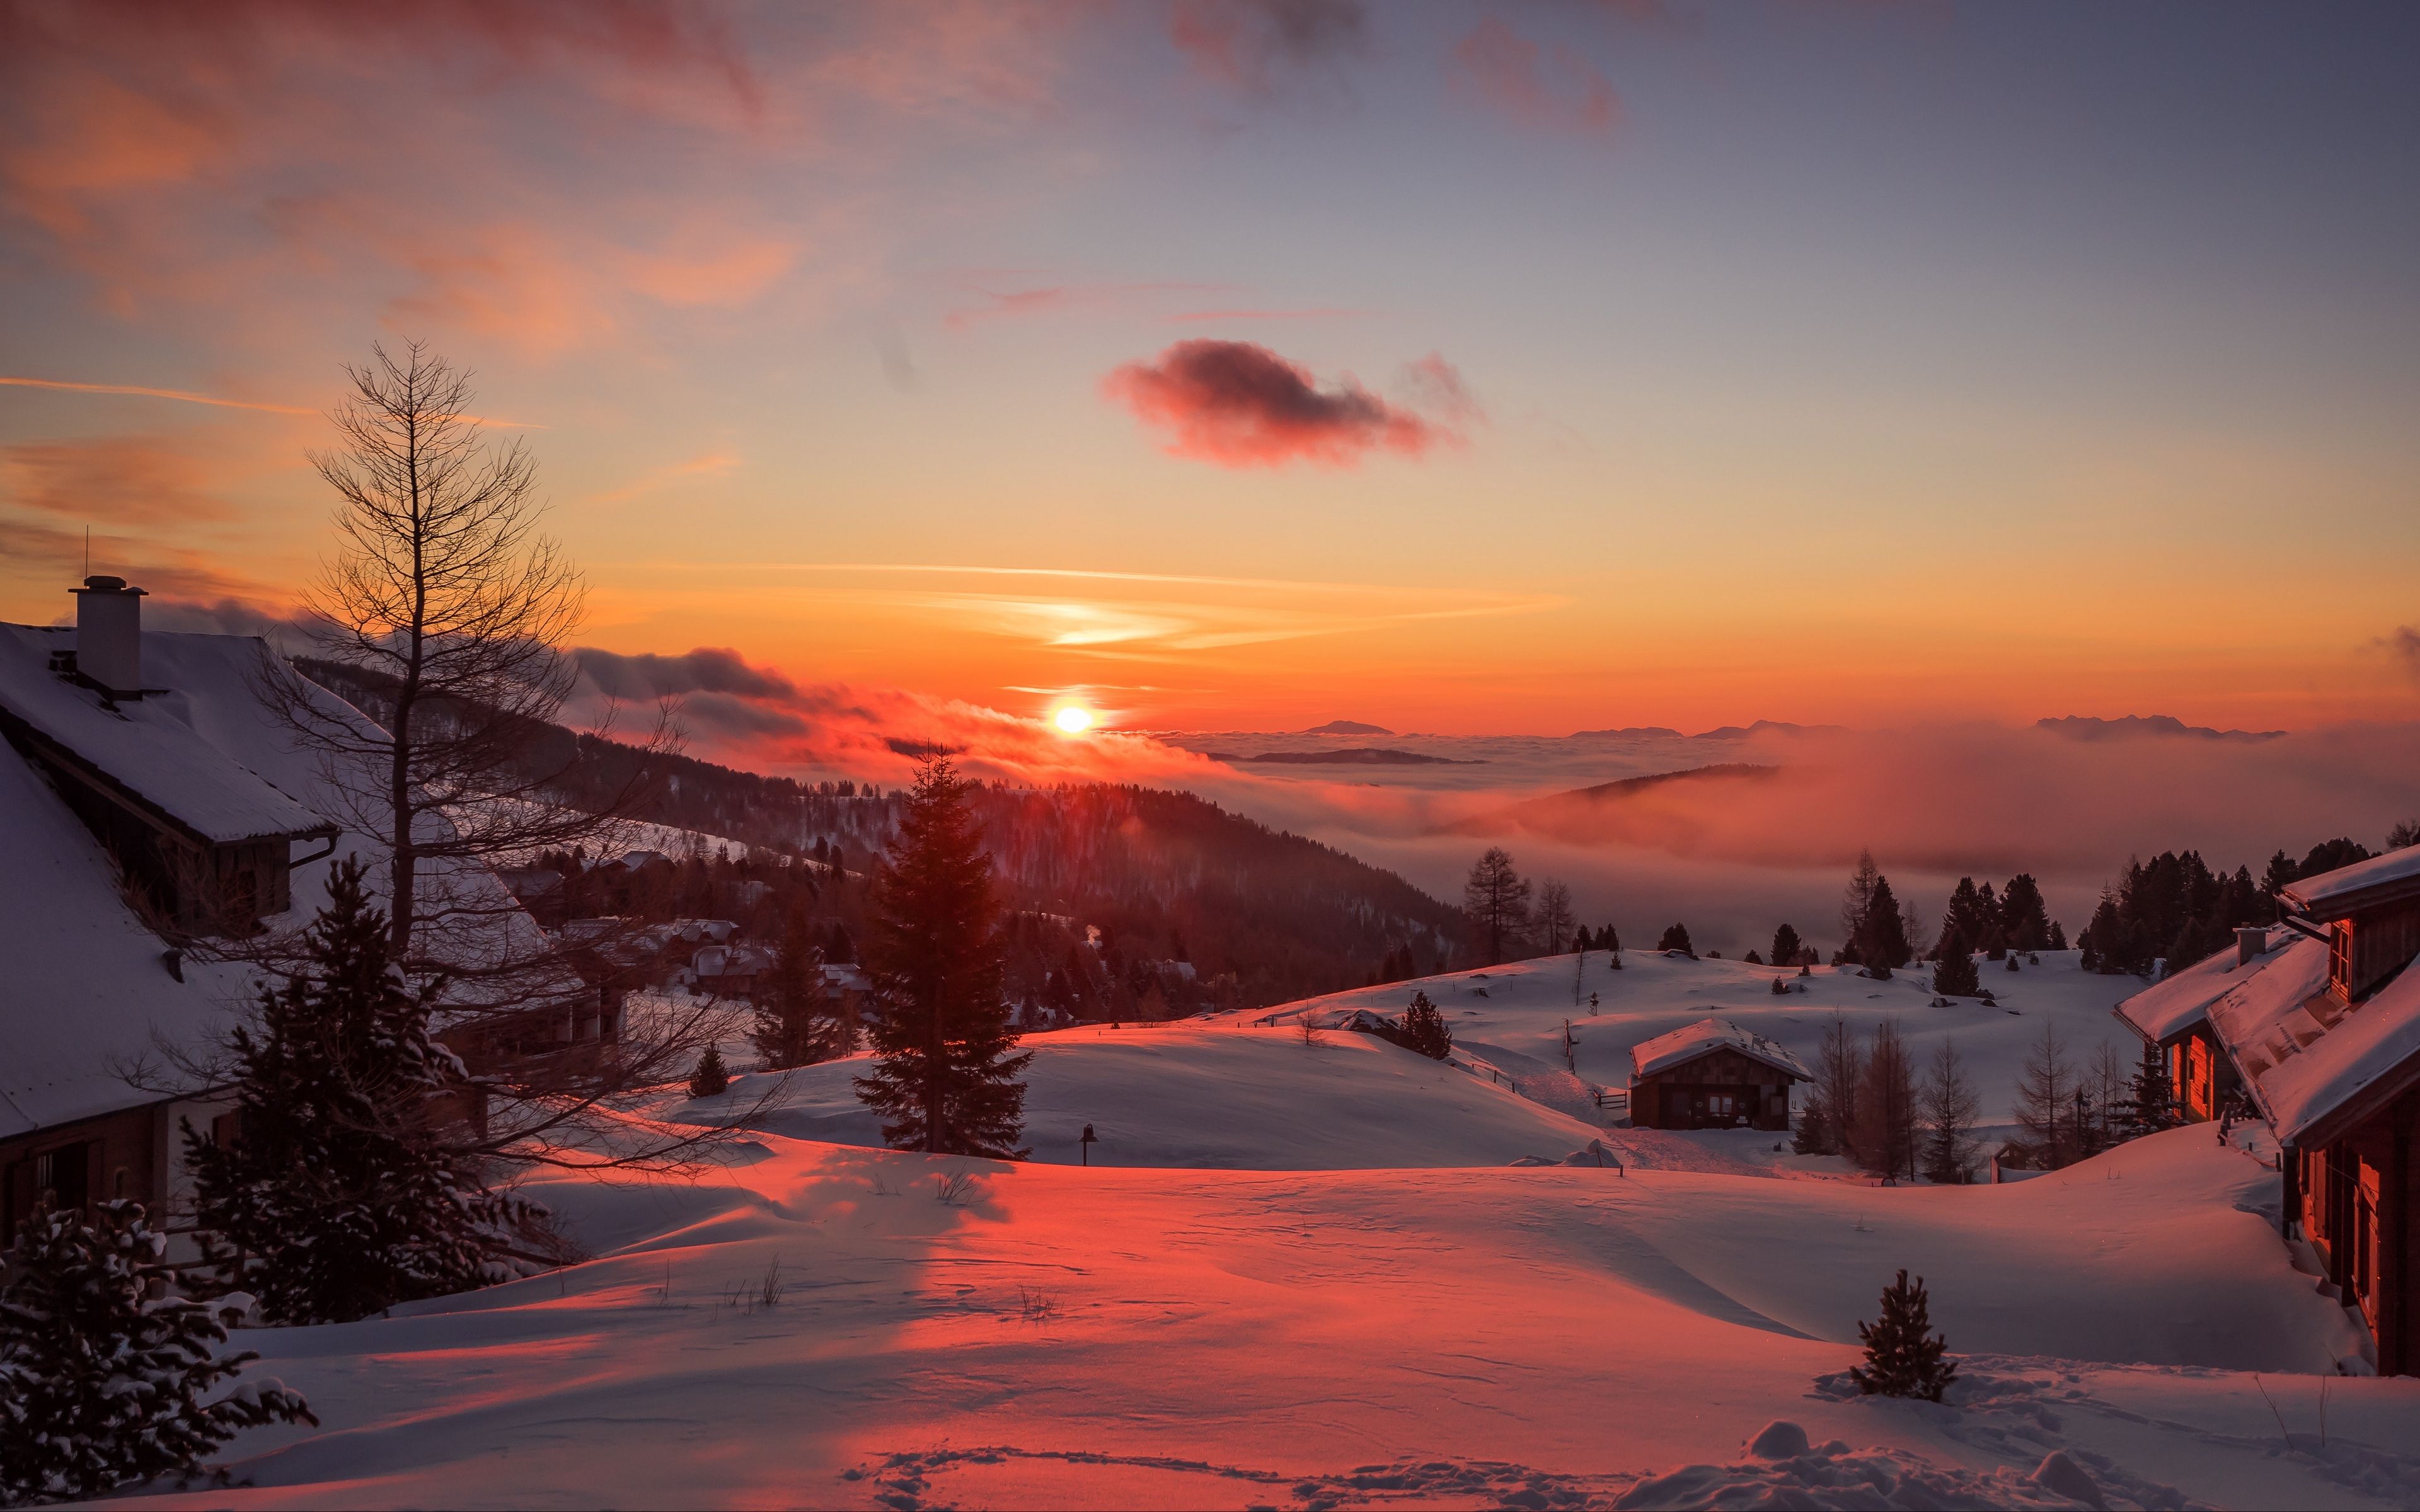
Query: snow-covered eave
2281 847 2420 922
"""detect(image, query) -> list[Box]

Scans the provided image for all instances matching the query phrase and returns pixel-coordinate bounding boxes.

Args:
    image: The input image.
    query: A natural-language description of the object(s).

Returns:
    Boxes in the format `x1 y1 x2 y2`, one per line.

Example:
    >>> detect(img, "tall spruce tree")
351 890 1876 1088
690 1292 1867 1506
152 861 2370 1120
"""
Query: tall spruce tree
1850 1270 1959 1401
855 756 1032 1158
184 859 533 1326
1 1200 315 1504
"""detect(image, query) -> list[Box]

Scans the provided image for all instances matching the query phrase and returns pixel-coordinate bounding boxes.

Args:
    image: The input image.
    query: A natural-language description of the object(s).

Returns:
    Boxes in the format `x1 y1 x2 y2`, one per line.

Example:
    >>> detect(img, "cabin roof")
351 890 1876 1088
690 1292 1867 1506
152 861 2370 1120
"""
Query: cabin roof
2115 928 2294 1045
0 624 330 845
1630 1016 1811 1082
2281 846 2420 921
0 627 369 1133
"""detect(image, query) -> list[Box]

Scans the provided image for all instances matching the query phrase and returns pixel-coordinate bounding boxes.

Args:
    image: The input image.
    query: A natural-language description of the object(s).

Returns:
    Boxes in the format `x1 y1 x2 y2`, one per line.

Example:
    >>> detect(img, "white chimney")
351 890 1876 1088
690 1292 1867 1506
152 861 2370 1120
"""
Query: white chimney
71 575 147 695
2237 926 2269 967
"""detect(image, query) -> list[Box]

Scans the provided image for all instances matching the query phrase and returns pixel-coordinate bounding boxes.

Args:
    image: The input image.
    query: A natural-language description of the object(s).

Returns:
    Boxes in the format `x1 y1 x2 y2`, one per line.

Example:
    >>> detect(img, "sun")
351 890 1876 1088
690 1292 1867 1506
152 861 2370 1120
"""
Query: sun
1052 704 1094 735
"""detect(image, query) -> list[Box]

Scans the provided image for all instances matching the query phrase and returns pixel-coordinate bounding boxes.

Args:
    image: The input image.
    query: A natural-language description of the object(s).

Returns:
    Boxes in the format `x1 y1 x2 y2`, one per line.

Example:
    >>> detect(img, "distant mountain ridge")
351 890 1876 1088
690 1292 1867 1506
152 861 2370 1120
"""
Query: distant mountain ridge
1448 762 1781 836
1301 719 1393 736
1570 719 1841 740
1209 748 1482 767
2037 714 2287 743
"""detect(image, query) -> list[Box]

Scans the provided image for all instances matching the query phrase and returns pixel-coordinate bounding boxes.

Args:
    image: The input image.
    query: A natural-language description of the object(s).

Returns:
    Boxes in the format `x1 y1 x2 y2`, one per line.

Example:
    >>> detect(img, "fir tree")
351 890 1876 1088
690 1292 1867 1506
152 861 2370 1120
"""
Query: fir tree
1930 932 1981 997
1852 874 1912 976
1998 873 2053 952
2077 889 2126 974
1656 923 1695 955
689 1043 730 1098
1850 1270 1958 1401
751 900 847 1070
1400 991 1453 1060
855 756 1032 1157
183 860 534 1326
0 1200 315 1504
2048 919 2068 951
1791 1094 1836 1155
1770 922 1803 970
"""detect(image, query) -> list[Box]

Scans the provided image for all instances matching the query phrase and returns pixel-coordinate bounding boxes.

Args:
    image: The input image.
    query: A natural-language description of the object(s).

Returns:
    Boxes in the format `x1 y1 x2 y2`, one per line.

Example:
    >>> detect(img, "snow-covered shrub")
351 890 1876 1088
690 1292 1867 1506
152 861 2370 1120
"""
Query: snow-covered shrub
0 1200 315 1505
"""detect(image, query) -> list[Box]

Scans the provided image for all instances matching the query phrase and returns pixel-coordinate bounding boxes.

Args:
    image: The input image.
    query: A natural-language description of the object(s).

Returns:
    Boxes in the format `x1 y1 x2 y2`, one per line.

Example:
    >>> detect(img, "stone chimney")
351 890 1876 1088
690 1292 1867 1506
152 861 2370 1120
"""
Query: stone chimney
2237 926 2269 967
71 575 147 696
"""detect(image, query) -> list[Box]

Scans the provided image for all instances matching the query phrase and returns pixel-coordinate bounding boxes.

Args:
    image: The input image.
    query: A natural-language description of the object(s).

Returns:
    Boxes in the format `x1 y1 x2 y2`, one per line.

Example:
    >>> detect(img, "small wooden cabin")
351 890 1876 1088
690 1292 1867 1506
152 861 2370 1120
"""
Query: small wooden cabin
1628 1017 1810 1131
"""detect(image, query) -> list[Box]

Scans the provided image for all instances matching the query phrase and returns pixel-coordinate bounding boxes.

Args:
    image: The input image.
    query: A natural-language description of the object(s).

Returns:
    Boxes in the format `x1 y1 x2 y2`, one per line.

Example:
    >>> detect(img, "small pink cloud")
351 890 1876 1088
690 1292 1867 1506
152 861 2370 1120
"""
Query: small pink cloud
1450 17 1621 136
1103 339 1466 469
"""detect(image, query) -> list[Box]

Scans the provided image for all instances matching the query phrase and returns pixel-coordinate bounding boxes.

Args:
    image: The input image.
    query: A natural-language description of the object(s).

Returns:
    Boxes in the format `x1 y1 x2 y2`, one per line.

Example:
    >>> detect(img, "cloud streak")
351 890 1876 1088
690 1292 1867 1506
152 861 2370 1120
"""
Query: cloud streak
1103 339 1471 467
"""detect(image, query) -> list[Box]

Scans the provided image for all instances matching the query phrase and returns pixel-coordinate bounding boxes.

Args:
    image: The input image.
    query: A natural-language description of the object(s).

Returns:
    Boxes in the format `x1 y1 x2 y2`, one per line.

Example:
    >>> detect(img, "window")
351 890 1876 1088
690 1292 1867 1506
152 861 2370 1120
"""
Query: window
2331 922 2354 999
33 1142 90 1211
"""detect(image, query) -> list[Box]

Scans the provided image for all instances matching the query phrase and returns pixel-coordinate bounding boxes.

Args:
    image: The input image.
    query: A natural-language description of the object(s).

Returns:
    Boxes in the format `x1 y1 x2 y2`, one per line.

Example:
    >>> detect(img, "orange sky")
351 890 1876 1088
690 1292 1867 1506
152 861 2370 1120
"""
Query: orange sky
3 3 2416 742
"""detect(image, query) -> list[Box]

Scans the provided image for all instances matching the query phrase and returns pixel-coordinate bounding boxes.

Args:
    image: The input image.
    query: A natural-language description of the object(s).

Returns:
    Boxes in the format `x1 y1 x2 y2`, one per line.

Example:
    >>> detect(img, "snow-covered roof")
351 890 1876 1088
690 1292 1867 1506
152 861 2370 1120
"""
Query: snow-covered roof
0 628 374 1133
694 944 773 977
2280 845 2420 920
2189 929 2420 1146
0 624 555 1135
0 624 330 844
1629 1017 1811 1082
2248 949 2420 1145
2116 929 2293 1045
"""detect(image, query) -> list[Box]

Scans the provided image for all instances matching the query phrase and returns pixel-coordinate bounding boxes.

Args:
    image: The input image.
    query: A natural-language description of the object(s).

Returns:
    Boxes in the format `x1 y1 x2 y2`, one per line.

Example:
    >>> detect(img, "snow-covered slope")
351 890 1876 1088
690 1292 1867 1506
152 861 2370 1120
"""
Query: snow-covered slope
132 1126 2409 1511
671 1019 1611 1171
1285 948 2149 1135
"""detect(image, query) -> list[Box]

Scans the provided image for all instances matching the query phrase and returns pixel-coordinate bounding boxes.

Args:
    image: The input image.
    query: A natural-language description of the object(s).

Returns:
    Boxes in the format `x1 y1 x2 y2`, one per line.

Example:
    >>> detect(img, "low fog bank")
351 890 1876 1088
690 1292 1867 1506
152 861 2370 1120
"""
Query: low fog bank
1156 721 2420 954
543 641 2414 954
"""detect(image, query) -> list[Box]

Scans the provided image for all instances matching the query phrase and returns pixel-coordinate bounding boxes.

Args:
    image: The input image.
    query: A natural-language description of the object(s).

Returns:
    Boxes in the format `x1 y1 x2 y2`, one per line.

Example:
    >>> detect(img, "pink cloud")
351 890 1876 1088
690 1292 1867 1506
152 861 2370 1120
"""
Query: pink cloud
1103 340 1465 469
1450 17 1622 136
1168 0 1370 93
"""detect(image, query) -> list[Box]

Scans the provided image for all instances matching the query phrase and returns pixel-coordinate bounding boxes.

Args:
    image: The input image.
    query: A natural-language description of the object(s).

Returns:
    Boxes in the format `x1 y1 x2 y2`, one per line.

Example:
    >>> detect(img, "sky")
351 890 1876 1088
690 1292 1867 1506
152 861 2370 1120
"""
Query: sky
3 0 2418 748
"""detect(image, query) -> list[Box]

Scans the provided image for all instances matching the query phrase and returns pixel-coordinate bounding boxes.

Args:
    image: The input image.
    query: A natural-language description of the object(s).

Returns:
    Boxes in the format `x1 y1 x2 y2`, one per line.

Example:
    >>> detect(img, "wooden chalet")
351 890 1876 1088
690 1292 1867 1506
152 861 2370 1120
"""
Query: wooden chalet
1627 1017 1810 1131
2119 845 2420 1374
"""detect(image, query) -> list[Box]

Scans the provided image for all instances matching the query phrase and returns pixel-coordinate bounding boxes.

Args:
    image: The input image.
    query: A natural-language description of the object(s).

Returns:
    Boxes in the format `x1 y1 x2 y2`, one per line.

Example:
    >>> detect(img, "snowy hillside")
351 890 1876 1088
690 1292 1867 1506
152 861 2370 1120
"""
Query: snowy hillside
674 1020 1610 1171
1284 948 2148 1138
674 949 2150 1179
111 948 2420 1509
131 1126 2409 1510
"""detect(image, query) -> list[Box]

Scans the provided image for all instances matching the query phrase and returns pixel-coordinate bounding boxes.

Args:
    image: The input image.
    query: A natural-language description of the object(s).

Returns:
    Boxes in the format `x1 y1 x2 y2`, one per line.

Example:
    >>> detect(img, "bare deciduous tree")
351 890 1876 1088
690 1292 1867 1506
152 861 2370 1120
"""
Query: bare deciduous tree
1536 878 1574 956
239 340 739 1171
1463 847 1532 966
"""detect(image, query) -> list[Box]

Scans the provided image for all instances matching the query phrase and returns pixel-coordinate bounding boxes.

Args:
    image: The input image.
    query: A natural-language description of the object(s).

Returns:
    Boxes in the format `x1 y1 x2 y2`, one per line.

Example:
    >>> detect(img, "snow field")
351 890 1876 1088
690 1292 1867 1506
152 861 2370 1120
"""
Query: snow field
127 1126 2416 1509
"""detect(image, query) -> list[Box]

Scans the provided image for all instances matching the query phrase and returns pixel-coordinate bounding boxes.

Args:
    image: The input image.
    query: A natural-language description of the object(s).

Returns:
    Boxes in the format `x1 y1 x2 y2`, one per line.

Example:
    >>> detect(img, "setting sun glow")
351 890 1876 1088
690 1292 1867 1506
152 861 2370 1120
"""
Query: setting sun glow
1052 704 1094 735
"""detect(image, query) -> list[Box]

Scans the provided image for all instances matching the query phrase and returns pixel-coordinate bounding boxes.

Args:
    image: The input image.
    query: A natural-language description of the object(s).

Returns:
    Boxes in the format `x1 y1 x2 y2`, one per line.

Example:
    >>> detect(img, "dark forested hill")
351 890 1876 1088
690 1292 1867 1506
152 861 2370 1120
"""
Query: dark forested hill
297 657 1463 1011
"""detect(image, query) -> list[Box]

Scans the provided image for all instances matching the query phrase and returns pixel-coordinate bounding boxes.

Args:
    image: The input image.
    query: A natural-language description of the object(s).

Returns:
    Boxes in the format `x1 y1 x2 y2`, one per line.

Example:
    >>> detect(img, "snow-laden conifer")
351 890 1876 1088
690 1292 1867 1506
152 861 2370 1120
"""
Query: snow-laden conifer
0 1200 314 1505
183 859 536 1325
